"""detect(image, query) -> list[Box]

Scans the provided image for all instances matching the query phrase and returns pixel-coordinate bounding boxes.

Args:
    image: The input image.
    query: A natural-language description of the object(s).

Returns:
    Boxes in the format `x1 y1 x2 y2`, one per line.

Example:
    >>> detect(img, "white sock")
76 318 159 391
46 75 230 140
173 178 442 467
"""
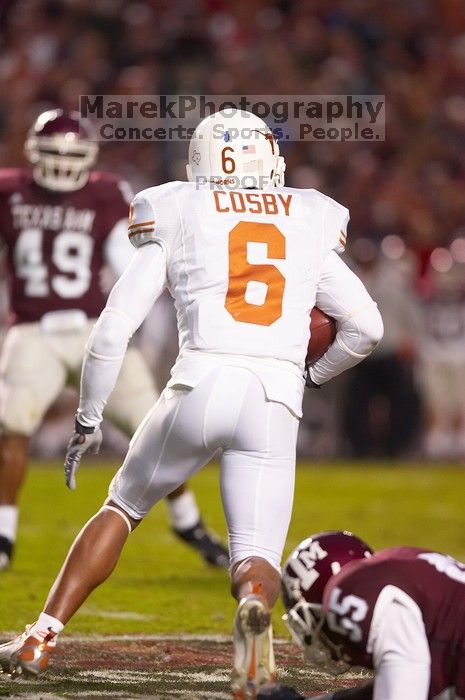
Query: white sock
0 505 18 542
167 490 200 530
30 613 64 641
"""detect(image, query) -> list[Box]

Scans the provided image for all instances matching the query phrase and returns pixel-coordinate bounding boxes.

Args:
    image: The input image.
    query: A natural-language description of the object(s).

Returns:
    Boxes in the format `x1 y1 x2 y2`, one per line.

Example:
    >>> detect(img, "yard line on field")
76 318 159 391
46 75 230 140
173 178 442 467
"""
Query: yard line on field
79 606 155 620
162 669 230 682
0 632 232 642
4 695 66 700
61 633 233 643
56 633 320 644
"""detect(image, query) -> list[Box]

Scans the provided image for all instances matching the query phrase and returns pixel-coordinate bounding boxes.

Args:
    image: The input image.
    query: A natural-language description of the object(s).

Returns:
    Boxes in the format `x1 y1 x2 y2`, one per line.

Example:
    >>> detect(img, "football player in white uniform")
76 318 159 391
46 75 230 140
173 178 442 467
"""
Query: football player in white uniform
0 110 383 699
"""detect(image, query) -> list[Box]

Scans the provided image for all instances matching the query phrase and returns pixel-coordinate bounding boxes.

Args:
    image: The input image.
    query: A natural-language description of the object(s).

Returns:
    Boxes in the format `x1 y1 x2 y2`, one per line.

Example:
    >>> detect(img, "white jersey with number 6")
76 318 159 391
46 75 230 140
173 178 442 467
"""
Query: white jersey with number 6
128 181 348 416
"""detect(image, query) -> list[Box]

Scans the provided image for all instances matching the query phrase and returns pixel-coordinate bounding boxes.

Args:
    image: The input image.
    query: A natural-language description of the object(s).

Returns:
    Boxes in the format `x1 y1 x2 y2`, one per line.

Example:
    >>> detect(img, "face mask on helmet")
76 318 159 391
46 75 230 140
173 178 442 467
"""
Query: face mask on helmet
186 109 285 190
25 109 99 192
281 531 373 673
283 599 351 675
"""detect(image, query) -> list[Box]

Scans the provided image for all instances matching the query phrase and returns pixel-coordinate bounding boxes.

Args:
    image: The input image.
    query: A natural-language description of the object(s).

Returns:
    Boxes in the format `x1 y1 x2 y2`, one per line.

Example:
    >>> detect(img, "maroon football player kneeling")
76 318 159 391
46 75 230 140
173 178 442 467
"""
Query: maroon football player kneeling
258 531 465 700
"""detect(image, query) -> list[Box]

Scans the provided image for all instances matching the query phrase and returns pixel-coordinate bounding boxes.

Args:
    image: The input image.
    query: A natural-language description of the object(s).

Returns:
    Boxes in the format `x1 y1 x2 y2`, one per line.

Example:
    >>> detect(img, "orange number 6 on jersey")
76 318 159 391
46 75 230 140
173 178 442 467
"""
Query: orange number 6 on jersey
225 221 286 326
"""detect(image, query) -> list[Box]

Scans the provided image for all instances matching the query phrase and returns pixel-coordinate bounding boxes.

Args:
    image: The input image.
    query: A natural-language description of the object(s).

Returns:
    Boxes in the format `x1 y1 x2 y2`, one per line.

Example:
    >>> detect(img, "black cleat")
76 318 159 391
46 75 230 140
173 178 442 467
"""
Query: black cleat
0 536 13 572
173 519 229 568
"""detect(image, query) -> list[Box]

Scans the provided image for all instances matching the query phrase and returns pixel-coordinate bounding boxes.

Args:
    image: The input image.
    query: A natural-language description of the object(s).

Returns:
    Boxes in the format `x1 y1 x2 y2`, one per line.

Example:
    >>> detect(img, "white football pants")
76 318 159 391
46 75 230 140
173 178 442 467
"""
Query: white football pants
109 365 299 571
0 321 156 437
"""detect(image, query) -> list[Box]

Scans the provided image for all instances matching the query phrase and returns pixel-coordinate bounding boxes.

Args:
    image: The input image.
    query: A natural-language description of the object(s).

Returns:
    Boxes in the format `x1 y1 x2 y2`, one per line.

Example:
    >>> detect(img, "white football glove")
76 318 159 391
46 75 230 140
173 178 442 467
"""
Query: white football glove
64 418 102 490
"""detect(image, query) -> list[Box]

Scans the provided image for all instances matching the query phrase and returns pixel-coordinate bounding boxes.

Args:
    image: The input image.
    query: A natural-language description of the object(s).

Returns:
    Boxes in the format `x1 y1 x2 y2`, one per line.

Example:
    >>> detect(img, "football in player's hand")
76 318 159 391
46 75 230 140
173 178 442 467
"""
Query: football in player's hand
306 307 337 366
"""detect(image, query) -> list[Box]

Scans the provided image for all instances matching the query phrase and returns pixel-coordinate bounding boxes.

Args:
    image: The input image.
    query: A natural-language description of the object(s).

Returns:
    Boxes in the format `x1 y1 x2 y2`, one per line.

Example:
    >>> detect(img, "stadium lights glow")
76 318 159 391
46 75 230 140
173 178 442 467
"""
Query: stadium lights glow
381 235 405 260
450 237 465 263
430 247 453 273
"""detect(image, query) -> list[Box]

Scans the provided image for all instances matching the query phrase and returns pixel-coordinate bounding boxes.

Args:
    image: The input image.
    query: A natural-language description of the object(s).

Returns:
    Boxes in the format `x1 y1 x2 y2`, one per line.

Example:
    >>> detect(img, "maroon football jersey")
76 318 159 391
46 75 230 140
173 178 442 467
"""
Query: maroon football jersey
0 168 131 323
323 547 465 698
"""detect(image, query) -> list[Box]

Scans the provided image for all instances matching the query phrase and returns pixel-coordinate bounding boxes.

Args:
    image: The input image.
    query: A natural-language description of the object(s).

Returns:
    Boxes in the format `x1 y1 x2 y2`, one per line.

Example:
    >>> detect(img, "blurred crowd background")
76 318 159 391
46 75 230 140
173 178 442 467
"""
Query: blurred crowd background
1 0 465 460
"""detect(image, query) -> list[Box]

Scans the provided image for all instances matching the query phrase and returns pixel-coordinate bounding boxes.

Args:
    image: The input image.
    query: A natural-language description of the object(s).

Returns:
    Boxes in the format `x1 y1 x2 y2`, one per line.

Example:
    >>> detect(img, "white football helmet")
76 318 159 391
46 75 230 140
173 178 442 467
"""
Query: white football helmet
186 109 285 189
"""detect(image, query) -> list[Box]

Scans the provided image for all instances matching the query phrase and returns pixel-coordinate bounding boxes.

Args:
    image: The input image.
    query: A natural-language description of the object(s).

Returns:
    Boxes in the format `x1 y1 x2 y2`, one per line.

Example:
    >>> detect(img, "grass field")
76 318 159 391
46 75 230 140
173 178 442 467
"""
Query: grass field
0 460 464 697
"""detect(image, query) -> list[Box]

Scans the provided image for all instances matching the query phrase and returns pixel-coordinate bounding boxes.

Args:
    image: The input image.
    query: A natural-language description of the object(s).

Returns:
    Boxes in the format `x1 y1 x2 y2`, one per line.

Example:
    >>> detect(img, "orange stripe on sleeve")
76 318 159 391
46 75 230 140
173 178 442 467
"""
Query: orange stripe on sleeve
128 220 155 230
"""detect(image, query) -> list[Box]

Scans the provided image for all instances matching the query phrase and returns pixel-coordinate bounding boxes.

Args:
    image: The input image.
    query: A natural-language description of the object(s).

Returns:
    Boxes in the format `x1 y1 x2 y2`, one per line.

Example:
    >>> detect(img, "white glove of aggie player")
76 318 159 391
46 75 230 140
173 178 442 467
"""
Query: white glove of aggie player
64 416 103 490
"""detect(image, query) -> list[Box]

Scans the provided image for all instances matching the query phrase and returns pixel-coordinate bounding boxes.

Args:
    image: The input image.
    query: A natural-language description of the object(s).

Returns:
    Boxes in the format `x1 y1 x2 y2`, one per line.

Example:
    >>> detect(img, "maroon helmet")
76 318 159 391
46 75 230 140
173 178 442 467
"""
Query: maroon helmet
282 531 373 658
25 109 98 192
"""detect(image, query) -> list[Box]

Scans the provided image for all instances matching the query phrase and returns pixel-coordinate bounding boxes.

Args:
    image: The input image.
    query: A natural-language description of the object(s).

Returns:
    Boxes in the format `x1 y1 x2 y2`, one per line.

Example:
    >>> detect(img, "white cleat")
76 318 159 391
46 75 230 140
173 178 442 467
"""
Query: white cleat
231 596 276 699
0 624 57 678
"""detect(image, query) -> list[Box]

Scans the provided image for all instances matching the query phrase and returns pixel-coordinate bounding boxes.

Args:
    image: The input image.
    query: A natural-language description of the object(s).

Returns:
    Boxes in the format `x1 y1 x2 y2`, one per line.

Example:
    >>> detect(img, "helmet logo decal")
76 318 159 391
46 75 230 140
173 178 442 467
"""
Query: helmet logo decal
192 149 201 165
289 541 328 591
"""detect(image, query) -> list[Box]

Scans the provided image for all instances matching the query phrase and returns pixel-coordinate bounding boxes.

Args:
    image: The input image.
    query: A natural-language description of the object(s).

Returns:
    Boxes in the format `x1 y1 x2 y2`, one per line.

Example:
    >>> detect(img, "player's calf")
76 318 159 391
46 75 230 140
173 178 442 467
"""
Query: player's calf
231 556 281 608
